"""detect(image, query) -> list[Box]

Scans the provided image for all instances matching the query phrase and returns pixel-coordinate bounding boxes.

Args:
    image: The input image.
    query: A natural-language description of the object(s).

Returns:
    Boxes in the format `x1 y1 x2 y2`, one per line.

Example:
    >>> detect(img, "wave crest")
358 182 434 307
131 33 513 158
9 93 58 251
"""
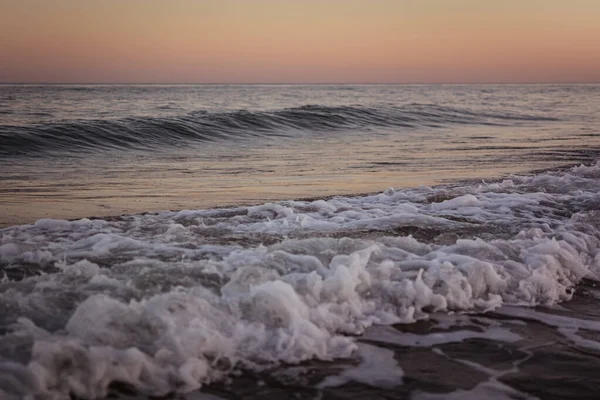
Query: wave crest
0 104 557 157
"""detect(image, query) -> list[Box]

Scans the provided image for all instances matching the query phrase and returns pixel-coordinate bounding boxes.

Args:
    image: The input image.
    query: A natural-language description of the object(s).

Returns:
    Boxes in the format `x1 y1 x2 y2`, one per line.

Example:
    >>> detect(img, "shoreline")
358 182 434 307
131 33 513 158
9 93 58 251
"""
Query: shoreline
0 160 591 230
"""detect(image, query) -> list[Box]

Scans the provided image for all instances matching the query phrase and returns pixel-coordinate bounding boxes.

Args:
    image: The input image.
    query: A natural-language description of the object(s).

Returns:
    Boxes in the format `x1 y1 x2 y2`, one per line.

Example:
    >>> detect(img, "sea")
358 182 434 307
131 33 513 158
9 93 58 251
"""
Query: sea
1 84 600 399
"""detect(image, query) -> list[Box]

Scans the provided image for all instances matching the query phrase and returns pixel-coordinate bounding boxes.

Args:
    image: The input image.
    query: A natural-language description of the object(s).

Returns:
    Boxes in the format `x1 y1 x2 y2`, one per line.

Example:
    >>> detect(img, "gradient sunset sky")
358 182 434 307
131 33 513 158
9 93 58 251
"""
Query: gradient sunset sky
1 0 599 84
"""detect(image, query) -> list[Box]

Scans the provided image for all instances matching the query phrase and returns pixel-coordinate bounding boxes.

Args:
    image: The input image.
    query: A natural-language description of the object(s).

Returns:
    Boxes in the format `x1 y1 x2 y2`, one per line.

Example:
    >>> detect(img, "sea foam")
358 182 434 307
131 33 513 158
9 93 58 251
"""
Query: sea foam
2 163 600 398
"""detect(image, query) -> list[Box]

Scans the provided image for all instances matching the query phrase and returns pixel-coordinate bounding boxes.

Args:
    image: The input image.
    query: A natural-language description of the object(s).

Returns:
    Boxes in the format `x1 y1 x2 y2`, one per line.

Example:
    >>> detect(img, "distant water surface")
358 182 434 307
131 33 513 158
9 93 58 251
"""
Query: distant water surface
1 84 599 226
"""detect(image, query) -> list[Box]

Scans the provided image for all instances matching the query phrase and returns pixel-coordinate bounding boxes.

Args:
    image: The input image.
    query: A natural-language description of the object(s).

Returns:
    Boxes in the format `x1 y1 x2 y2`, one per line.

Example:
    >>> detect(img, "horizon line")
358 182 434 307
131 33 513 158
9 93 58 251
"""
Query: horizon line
1 81 599 86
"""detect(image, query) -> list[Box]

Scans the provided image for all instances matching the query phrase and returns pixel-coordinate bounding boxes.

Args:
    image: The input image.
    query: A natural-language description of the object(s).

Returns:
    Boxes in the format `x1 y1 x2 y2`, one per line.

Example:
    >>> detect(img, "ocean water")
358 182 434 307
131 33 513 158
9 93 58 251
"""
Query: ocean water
2 84 600 399
2 84 600 227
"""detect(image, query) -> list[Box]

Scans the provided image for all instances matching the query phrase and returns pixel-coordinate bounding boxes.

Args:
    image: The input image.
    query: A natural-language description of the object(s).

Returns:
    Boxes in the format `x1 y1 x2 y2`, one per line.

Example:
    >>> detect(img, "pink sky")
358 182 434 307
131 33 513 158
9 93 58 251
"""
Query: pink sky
1 0 599 83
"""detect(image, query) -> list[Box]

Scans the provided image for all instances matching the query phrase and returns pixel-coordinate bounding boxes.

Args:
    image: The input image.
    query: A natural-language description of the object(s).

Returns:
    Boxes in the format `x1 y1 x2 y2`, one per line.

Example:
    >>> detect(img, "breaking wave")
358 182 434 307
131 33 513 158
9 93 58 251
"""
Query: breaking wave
1 162 600 399
0 104 557 156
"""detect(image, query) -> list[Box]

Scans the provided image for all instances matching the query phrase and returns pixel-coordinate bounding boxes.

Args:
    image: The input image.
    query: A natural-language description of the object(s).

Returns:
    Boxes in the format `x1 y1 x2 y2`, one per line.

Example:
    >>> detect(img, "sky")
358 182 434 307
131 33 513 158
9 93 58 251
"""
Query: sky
1 0 599 84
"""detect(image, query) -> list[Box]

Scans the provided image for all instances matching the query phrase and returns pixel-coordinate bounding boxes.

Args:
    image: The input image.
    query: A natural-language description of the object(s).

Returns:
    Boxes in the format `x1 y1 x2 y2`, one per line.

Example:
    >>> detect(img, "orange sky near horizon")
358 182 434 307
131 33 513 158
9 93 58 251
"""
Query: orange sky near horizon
1 0 599 83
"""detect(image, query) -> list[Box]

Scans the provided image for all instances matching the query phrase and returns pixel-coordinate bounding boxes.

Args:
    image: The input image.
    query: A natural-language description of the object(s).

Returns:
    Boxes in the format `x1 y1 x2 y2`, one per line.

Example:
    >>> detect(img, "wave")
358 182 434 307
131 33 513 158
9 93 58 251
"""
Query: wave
1 162 600 398
0 104 558 157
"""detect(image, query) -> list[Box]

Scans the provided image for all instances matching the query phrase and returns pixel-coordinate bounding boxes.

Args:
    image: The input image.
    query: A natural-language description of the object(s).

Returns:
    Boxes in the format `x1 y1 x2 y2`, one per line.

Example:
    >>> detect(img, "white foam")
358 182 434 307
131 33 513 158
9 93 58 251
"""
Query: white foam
412 379 538 400
2 163 600 398
363 324 521 347
57 259 100 279
430 194 483 211
413 345 538 400
495 306 600 352
317 343 403 389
